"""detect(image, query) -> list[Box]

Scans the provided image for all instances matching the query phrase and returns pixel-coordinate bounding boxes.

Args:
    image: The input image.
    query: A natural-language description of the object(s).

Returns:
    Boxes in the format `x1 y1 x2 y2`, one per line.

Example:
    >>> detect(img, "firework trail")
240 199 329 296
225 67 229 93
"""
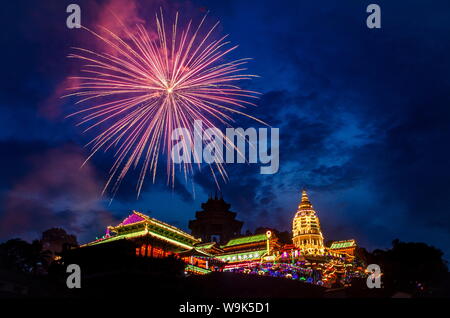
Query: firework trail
65 10 263 197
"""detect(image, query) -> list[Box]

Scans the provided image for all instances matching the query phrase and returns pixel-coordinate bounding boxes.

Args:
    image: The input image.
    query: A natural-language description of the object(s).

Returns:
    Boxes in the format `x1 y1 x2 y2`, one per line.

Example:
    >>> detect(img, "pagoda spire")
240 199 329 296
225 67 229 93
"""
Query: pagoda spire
292 189 325 255
298 189 313 210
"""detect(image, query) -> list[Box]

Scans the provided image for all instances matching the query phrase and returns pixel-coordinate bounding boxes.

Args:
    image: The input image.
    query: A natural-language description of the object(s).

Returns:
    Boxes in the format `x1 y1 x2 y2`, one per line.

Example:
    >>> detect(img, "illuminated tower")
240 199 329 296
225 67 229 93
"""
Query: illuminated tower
292 190 325 255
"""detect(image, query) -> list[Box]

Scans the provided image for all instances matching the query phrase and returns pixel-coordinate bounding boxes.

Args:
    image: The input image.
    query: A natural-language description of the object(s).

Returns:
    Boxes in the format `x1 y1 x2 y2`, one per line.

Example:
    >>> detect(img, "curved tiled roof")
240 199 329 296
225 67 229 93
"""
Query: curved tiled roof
221 233 267 248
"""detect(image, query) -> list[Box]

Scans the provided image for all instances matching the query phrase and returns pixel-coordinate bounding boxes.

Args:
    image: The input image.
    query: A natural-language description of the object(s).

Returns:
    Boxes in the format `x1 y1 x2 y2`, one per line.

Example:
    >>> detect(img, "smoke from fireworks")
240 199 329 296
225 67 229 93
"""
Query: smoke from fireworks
65 11 263 197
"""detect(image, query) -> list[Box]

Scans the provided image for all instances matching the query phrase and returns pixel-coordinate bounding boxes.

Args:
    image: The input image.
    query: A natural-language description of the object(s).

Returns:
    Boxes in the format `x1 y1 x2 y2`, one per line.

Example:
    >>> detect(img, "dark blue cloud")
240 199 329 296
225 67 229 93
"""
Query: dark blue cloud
0 0 449 258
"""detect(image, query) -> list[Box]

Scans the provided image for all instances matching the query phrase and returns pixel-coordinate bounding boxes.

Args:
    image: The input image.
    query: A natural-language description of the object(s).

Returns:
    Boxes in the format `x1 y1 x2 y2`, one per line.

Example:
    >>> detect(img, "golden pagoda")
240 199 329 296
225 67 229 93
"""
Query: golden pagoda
292 190 325 255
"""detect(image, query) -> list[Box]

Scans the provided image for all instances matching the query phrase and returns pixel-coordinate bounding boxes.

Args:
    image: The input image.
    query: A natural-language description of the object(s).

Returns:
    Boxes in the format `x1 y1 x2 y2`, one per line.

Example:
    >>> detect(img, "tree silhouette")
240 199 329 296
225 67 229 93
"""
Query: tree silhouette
368 239 449 296
40 227 78 260
254 227 293 245
0 238 50 274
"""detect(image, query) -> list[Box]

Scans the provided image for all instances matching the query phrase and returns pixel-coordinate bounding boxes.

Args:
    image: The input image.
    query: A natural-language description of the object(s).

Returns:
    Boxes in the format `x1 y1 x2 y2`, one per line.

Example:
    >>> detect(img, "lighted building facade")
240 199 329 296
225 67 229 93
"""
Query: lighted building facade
216 231 279 269
292 190 325 255
329 239 357 256
82 210 224 274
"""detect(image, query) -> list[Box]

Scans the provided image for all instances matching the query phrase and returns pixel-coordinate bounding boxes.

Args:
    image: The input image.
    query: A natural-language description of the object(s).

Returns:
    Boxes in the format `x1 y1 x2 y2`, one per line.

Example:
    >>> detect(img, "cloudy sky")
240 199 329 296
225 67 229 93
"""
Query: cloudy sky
1 0 449 257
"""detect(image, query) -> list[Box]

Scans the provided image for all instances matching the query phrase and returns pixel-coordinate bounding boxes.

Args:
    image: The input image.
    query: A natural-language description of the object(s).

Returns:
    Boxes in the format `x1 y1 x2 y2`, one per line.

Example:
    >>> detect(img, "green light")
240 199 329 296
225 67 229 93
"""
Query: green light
222 234 267 248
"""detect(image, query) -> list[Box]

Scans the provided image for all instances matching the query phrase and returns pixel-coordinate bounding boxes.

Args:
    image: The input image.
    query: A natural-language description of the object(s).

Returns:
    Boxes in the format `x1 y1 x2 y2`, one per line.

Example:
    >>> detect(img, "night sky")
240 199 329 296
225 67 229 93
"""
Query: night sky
1 0 450 258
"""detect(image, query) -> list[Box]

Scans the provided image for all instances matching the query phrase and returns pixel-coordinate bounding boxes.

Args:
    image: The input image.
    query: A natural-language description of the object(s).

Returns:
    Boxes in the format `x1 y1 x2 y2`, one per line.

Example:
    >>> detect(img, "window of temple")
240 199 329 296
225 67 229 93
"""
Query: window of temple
153 247 164 258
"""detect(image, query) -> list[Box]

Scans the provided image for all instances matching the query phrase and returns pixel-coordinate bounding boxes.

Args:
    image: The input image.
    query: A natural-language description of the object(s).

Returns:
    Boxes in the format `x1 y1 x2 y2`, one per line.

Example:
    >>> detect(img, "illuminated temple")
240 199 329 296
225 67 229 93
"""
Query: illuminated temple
292 190 325 255
81 190 365 286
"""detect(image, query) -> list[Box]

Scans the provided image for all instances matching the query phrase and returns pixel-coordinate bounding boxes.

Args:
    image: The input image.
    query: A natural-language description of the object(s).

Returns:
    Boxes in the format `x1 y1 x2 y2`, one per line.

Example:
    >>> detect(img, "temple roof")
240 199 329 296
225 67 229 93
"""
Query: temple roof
195 242 217 249
117 211 198 239
201 196 231 212
84 211 201 249
221 233 267 248
176 248 214 258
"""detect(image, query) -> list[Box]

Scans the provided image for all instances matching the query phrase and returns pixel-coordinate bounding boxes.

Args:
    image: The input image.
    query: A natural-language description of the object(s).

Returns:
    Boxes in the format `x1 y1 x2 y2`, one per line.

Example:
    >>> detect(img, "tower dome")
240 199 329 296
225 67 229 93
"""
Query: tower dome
292 190 325 255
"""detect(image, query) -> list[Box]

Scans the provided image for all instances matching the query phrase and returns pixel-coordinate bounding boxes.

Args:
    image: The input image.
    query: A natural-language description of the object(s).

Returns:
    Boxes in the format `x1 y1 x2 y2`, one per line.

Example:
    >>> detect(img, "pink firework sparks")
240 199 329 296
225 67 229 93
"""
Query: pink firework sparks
65 11 264 197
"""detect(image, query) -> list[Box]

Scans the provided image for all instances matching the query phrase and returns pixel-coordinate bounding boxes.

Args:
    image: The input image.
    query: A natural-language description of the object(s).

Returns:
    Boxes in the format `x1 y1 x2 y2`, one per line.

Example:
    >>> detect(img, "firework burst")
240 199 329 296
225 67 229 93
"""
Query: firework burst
65 11 263 197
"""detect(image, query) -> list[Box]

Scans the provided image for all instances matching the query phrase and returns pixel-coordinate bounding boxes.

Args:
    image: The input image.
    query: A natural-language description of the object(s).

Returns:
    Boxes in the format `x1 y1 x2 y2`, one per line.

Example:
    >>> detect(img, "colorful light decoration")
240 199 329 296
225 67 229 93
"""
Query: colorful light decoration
82 190 366 286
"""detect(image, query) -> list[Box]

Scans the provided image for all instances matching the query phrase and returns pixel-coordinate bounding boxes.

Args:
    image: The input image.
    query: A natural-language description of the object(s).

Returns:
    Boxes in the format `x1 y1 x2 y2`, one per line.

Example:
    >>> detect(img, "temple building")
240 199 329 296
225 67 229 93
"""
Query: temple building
81 210 224 274
188 194 243 244
216 231 280 269
78 190 364 286
292 190 325 255
329 239 357 256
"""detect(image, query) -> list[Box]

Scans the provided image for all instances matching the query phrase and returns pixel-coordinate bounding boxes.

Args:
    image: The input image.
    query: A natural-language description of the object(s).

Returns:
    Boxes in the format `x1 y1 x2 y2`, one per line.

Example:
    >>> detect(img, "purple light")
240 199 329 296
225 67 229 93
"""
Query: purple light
122 213 145 225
